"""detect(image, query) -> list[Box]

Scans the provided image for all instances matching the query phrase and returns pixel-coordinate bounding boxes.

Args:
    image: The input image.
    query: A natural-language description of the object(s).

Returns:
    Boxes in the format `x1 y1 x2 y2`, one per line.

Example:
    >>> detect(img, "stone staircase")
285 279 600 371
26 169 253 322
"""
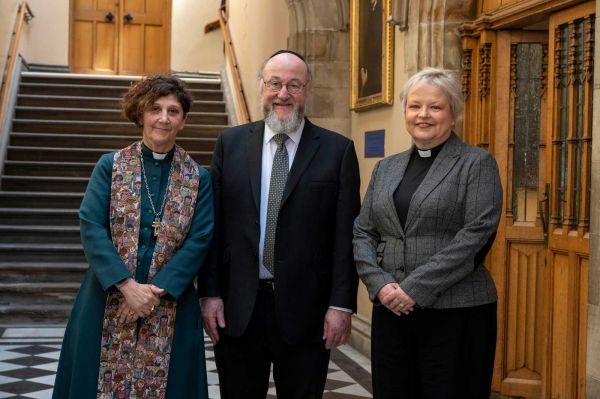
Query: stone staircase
0 71 228 325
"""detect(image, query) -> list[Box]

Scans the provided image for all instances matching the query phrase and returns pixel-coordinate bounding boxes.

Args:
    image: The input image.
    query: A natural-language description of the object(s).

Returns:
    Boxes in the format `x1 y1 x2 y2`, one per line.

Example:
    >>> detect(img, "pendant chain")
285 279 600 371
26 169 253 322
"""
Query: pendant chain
139 145 175 236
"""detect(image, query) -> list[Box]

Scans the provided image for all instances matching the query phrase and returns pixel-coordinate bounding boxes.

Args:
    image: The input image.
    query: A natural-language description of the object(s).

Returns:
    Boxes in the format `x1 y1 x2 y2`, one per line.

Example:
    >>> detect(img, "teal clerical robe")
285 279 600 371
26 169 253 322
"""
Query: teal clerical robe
53 144 213 399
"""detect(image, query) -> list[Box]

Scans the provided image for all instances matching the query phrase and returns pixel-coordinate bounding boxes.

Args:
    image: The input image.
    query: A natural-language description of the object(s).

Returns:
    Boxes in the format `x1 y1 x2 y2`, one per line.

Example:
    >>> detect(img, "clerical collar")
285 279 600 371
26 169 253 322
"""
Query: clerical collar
414 141 446 159
141 142 175 160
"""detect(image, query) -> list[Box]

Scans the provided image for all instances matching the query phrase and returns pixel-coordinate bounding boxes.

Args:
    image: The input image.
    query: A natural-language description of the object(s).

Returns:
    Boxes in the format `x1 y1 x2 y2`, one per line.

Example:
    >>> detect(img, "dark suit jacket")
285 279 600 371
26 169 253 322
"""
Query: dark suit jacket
200 118 360 345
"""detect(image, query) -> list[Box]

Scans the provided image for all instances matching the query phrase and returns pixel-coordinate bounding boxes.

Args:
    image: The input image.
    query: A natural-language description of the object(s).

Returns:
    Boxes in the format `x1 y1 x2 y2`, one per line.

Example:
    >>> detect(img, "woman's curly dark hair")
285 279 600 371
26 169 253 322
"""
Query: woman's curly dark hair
122 74 193 127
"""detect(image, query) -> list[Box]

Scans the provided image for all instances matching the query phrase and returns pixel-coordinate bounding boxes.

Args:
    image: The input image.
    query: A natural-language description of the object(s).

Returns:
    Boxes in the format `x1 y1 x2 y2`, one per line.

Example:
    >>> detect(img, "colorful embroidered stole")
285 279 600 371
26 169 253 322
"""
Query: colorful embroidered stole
97 142 200 399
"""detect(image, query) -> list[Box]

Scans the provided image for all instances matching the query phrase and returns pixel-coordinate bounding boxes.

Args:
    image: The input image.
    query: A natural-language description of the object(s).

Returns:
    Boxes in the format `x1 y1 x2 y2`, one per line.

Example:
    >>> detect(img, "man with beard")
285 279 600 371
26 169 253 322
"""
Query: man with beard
199 50 360 398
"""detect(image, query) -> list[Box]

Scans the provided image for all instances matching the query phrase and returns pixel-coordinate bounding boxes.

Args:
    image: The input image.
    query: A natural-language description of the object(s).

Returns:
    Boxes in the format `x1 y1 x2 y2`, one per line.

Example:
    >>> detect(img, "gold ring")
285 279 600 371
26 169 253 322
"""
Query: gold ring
129 311 134 315
398 303 404 308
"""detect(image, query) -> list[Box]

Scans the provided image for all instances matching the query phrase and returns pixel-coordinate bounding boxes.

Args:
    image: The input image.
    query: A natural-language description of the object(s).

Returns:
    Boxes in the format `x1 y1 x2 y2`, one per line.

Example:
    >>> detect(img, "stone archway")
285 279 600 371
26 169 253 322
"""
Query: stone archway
285 0 351 136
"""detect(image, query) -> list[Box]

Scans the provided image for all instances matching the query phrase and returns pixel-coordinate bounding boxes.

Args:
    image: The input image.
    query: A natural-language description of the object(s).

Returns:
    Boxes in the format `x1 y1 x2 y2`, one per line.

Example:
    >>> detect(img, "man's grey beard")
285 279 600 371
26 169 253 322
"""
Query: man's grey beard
263 105 303 135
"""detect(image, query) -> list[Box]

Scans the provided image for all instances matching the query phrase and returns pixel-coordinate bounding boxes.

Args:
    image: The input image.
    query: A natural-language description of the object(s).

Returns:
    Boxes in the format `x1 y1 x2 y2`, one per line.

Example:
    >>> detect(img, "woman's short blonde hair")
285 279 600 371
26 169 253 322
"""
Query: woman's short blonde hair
399 68 463 119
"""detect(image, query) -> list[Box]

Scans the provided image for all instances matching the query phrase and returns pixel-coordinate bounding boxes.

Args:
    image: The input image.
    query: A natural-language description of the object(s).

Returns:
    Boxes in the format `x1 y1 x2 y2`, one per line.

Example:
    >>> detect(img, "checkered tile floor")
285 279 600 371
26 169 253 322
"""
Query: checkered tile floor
0 327 372 398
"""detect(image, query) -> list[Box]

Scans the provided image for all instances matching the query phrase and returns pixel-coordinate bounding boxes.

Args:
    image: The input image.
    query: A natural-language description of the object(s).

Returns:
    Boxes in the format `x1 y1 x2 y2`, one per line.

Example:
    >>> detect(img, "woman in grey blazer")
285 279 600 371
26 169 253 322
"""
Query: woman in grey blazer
353 68 502 399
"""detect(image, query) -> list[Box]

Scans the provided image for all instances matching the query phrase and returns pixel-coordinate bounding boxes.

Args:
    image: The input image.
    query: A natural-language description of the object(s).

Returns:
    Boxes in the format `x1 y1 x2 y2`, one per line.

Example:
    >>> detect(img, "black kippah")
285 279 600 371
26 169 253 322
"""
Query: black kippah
269 49 306 62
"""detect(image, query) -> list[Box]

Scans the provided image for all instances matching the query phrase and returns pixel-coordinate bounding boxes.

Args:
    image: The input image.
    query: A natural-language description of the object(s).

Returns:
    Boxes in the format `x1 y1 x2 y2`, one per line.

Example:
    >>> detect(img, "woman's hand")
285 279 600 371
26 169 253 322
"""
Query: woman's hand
377 283 416 316
116 301 140 324
117 278 164 318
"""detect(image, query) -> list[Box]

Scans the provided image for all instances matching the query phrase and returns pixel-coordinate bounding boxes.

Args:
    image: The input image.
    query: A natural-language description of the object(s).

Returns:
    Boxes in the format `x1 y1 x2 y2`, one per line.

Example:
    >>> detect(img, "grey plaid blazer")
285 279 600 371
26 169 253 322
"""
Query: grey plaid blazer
353 134 502 308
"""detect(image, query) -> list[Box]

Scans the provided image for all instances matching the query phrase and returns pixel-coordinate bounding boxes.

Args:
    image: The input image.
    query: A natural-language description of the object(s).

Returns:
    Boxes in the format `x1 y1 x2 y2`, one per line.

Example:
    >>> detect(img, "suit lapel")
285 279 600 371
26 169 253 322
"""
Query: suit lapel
247 121 265 212
382 151 410 236
405 134 462 227
280 119 319 207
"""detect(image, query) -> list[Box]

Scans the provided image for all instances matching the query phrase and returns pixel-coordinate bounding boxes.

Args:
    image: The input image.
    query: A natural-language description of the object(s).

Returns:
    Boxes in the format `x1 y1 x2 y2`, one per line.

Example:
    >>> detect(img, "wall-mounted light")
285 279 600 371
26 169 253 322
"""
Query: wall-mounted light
387 0 409 31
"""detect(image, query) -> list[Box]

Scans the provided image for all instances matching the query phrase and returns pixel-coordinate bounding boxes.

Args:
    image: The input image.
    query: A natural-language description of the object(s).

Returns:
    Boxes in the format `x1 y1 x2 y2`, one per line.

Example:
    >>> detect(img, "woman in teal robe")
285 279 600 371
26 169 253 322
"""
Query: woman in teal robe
53 75 213 399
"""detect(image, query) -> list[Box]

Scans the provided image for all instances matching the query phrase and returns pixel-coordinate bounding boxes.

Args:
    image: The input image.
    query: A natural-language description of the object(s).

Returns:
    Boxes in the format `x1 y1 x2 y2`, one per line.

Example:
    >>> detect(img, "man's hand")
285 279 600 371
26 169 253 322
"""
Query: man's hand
201 297 226 345
117 278 162 318
377 283 415 316
322 308 352 350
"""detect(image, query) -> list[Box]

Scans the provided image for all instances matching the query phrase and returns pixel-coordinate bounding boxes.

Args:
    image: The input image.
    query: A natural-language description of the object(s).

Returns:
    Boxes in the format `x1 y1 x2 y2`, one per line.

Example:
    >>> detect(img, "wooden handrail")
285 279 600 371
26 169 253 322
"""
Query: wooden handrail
0 1 34 133
218 7 251 124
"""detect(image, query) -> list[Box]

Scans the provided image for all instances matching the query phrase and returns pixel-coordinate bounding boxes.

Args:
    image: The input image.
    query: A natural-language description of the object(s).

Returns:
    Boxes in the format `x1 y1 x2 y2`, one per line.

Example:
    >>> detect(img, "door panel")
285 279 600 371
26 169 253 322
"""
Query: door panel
491 30 548 399
70 0 118 74
119 0 170 75
546 2 593 398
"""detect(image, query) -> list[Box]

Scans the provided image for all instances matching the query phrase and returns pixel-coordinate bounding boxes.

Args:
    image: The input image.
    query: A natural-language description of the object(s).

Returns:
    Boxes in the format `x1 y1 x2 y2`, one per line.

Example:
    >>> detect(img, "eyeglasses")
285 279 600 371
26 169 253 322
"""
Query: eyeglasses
263 80 307 94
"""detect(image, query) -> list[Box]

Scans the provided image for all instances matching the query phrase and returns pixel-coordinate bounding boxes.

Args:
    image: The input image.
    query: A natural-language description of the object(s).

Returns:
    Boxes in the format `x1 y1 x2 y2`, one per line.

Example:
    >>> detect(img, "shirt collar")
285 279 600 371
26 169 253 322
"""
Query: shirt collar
263 119 305 146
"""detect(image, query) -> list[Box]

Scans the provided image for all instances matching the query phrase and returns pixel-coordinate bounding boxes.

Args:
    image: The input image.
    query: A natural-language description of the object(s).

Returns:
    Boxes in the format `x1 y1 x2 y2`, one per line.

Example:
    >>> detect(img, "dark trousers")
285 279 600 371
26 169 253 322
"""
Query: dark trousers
371 302 497 399
214 286 330 399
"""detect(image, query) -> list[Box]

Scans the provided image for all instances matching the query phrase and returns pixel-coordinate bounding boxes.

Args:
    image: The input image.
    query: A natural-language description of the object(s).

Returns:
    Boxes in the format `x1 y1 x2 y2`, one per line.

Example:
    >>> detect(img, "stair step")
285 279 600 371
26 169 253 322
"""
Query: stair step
12 119 225 137
17 94 227 112
0 303 72 326
3 160 95 177
21 72 222 90
0 191 83 208
6 145 214 164
1 175 90 193
10 133 217 152
15 106 229 125
0 225 81 244
0 261 87 282
0 207 79 225
0 243 85 262
19 82 224 101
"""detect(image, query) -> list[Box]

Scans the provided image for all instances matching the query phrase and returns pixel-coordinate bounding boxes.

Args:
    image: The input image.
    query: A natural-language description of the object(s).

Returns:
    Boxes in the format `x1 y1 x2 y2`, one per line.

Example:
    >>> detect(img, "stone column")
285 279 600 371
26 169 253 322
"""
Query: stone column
285 0 351 136
586 3 600 398
404 0 476 74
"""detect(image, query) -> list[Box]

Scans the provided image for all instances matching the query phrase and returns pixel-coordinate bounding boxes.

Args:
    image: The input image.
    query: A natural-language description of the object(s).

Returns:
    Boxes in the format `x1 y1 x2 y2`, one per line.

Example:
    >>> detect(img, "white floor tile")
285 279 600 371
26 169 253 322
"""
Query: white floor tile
31 362 59 372
332 383 372 397
36 351 61 360
2 328 65 339
0 391 18 398
0 362 25 372
22 388 54 399
326 370 355 383
28 374 56 386
0 375 20 384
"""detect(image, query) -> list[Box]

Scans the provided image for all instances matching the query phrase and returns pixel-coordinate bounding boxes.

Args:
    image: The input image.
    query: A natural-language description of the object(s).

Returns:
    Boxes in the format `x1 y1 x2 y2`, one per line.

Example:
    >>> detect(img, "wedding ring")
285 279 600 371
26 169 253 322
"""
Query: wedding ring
151 306 155 312
398 303 404 308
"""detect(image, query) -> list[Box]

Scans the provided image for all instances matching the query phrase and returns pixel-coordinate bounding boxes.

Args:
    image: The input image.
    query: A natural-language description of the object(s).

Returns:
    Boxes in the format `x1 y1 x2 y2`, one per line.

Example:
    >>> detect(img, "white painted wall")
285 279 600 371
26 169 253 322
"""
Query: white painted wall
0 0 21 77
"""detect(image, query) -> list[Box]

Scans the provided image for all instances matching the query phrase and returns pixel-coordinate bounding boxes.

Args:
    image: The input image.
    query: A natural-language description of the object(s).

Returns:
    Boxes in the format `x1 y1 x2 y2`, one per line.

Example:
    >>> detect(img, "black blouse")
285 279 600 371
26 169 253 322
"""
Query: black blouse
393 142 445 229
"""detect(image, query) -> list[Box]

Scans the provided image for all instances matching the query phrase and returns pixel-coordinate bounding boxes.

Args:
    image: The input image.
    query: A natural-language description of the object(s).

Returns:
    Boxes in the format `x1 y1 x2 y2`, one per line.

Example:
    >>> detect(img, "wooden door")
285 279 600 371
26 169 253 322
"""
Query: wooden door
70 0 171 75
119 0 171 75
545 2 594 398
70 0 119 74
493 30 550 399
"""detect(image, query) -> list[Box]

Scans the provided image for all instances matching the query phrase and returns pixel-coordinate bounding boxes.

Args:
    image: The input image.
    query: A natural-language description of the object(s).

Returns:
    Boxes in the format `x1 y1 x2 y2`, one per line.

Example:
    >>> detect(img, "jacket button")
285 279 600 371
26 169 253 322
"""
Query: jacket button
399 266 405 272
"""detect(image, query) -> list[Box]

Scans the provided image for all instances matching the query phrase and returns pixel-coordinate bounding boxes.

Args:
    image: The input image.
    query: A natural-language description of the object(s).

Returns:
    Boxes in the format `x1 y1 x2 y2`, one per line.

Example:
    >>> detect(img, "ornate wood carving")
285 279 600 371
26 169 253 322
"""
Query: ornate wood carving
568 21 576 84
462 49 472 100
510 44 517 97
478 43 492 99
554 26 562 88
541 44 548 98
583 16 594 83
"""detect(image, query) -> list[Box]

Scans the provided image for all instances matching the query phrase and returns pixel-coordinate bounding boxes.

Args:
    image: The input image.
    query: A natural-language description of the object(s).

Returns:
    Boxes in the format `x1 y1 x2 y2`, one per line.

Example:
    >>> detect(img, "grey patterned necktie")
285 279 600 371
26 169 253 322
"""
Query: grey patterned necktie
263 133 290 276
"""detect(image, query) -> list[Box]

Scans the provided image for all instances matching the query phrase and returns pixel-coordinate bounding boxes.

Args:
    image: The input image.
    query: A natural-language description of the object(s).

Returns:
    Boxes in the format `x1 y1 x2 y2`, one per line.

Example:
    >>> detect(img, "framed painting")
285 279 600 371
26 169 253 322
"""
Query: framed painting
350 0 394 111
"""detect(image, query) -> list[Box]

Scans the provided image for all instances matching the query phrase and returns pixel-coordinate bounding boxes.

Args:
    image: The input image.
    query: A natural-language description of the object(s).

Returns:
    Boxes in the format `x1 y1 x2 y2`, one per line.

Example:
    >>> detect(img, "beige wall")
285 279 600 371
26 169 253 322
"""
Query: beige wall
227 0 289 121
172 0 223 72
19 0 69 66
349 28 413 324
0 0 21 79
2 0 223 73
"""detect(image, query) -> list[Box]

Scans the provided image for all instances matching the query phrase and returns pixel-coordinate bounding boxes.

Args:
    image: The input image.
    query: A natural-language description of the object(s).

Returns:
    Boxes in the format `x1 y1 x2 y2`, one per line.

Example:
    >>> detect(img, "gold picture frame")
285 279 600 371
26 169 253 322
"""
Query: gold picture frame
350 0 394 111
